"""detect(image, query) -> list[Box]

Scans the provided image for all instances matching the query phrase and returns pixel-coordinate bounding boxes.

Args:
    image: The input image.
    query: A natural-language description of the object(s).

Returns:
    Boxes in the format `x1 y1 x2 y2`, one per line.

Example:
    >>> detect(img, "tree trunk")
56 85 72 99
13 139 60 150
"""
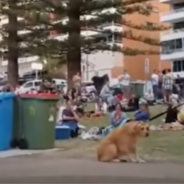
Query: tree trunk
7 0 19 88
67 0 82 87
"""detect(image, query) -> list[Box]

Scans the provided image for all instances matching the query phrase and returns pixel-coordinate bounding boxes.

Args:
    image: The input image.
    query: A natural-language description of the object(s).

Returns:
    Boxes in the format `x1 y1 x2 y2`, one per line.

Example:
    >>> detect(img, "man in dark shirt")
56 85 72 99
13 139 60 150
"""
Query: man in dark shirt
92 72 108 95
62 100 79 137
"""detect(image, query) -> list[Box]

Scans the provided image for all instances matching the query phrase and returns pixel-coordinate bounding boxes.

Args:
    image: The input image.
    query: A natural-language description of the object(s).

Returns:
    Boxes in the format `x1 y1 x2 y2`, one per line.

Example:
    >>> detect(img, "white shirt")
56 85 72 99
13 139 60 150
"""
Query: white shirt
119 73 130 86
56 106 65 123
95 103 107 113
151 73 159 85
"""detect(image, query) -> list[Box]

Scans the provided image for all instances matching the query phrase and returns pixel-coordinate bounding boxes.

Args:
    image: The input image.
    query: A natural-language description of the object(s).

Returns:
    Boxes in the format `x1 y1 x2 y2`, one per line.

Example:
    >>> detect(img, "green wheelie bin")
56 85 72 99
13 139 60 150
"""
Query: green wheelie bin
17 93 59 150
131 82 145 97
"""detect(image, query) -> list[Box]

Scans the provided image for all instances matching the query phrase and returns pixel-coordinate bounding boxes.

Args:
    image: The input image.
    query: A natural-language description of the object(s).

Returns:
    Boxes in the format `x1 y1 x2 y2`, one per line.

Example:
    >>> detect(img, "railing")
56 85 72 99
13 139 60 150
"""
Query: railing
161 48 184 54
161 7 184 16
99 23 122 28
161 28 184 36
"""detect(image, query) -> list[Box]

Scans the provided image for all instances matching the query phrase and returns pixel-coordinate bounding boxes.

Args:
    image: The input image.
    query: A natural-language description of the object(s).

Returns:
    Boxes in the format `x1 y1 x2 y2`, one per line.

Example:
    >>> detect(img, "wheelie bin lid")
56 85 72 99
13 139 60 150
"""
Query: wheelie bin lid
19 93 59 100
0 92 15 100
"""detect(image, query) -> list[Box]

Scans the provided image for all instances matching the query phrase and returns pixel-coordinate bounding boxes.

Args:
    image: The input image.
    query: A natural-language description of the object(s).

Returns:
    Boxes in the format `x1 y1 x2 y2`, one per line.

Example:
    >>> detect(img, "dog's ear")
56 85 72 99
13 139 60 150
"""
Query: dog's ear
128 122 140 134
132 122 146 134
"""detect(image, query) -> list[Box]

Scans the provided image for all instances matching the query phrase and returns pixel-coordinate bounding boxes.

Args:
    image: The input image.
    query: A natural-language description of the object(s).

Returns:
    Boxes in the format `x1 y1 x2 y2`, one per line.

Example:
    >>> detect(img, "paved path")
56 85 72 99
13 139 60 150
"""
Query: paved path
0 157 184 182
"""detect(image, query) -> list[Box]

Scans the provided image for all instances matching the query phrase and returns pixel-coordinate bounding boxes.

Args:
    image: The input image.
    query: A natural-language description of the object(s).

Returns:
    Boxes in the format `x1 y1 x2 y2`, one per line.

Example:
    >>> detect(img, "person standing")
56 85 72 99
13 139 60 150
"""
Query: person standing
118 70 131 99
91 71 103 95
162 69 174 103
151 70 159 100
72 72 81 94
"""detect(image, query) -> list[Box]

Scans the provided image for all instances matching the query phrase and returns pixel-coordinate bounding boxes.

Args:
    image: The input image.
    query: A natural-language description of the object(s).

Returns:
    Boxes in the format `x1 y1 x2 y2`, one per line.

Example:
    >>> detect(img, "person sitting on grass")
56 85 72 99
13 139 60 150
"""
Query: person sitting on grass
123 94 139 112
107 93 119 112
100 81 112 104
73 96 85 117
144 89 155 105
156 97 184 131
94 97 107 116
61 100 79 138
164 95 178 124
103 103 128 136
134 98 150 122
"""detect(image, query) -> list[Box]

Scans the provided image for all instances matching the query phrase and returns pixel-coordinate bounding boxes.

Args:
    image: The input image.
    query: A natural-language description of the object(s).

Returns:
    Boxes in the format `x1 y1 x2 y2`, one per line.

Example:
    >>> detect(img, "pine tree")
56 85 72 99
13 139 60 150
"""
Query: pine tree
0 0 167 86
0 0 19 86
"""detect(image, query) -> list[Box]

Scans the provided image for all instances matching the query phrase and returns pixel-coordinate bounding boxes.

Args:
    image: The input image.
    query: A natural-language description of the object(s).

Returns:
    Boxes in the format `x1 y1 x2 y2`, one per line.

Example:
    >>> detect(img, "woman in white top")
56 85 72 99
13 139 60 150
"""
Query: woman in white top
95 97 107 115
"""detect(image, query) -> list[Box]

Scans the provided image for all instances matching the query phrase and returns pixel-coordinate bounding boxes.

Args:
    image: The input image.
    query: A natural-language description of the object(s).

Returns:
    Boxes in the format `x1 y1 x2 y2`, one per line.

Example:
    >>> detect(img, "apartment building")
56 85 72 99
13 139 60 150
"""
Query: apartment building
113 0 171 80
160 0 184 77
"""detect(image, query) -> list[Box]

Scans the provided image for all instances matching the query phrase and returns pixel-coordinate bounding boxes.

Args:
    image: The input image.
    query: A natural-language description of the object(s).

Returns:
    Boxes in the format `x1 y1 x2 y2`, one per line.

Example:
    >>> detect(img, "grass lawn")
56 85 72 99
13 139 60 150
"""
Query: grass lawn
52 104 184 162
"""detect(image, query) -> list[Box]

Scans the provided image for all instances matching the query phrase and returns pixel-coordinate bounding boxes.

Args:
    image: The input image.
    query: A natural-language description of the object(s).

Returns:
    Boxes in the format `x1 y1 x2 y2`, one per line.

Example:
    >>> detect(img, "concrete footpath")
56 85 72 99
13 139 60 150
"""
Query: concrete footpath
0 157 183 182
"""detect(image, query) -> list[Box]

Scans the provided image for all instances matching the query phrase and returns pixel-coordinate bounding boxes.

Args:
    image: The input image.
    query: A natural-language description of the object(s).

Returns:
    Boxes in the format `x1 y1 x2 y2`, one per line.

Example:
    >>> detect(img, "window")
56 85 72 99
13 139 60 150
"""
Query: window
24 82 33 88
35 81 41 86
173 3 184 10
146 22 153 27
146 22 157 27
176 39 182 49
173 21 184 30
108 35 122 42
161 38 183 53
173 60 184 72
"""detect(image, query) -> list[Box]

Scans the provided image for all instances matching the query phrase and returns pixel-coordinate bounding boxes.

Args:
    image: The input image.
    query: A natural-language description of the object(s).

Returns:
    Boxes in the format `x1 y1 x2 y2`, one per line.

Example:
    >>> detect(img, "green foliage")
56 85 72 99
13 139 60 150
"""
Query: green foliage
0 0 167 82
0 0 166 57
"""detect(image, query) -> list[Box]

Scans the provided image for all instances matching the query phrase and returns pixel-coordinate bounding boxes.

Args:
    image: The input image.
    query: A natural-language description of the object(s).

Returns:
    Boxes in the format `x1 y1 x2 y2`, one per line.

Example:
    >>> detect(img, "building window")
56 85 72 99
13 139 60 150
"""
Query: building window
107 34 122 42
173 3 184 10
146 22 157 27
162 39 183 53
173 21 184 30
173 60 184 72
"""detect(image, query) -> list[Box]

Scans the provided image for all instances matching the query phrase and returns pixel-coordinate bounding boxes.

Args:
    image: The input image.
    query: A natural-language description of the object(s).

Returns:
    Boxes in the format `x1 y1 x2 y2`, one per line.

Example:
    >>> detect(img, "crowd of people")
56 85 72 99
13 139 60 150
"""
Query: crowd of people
2 69 184 137
56 71 152 138
150 69 184 103
58 69 184 137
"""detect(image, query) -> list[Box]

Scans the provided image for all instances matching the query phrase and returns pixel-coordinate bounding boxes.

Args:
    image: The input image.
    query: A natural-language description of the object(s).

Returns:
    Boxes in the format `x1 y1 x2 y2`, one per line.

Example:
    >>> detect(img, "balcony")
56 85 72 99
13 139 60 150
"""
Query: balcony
1 56 40 66
161 48 184 61
161 7 184 23
99 23 122 32
106 41 123 48
160 0 184 4
53 29 107 41
160 28 184 41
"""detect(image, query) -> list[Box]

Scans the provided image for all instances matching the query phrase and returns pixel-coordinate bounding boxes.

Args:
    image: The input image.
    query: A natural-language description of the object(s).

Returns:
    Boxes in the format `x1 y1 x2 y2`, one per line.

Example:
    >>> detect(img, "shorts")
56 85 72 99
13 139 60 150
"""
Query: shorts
163 89 172 96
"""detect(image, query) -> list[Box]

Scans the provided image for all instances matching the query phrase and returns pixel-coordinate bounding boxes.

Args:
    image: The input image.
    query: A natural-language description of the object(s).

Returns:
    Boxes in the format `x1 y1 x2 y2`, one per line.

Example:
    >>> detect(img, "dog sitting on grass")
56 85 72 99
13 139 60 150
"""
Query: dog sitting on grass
97 121 150 163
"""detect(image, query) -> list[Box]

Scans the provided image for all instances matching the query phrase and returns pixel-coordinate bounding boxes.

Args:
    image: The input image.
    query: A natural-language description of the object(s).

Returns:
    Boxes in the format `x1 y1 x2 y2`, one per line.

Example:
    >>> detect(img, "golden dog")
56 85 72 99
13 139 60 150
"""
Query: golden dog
97 121 150 163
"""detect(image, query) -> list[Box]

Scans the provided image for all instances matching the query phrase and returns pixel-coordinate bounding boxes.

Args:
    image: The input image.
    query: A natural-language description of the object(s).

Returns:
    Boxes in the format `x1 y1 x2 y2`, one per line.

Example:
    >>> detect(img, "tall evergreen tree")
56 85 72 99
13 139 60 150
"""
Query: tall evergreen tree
0 0 167 86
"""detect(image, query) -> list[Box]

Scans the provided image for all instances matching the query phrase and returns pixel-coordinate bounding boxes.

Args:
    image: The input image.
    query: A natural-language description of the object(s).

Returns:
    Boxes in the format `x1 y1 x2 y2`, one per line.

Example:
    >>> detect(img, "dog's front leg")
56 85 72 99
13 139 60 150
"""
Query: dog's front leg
128 148 145 163
129 152 145 163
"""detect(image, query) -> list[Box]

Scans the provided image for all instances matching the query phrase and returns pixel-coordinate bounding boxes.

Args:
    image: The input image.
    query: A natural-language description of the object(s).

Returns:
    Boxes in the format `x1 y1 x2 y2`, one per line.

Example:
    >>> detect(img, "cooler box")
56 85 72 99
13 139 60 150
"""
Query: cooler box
55 125 71 140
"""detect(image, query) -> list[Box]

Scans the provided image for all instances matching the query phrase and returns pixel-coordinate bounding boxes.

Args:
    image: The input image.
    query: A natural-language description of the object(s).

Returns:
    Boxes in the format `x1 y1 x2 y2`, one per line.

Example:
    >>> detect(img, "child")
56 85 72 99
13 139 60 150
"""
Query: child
134 98 150 122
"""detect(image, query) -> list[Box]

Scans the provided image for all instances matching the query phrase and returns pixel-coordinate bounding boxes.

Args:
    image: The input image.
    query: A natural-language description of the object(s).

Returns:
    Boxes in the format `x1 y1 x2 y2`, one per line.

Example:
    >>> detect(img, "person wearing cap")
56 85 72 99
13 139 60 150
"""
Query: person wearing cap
134 98 150 122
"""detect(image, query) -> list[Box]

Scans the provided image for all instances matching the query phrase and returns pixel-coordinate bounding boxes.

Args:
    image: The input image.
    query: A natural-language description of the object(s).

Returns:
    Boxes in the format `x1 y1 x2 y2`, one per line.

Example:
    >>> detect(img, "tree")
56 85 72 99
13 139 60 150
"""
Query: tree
0 0 167 86
0 0 19 86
